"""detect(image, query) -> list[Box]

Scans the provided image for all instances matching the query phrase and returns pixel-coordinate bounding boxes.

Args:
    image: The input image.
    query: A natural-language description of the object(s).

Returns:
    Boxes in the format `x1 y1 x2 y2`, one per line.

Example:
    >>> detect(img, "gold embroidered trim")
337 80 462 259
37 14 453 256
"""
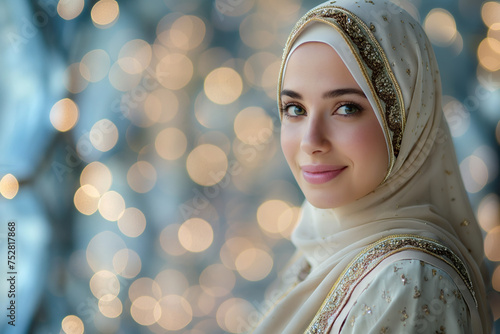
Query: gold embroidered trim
304 234 476 334
279 5 405 158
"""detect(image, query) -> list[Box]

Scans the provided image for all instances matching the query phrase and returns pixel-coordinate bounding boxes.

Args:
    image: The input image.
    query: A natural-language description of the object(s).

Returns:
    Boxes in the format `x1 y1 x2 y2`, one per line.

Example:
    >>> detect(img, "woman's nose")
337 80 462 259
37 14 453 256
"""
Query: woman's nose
300 116 331 155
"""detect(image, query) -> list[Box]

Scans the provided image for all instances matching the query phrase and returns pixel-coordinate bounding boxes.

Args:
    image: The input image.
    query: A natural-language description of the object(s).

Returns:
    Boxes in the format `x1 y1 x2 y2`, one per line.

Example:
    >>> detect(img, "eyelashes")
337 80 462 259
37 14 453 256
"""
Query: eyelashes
280 102 364 119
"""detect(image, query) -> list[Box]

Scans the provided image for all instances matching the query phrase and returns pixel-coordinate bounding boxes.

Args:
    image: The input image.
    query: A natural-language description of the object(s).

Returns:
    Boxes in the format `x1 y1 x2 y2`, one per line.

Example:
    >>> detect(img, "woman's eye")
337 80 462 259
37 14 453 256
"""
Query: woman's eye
337 104 361 116
286 105 306 117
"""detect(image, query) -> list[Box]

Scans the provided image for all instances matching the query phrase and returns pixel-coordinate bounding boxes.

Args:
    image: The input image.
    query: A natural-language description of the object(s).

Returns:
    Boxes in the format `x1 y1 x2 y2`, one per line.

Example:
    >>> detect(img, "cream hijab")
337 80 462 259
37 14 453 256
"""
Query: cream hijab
252 0 491 332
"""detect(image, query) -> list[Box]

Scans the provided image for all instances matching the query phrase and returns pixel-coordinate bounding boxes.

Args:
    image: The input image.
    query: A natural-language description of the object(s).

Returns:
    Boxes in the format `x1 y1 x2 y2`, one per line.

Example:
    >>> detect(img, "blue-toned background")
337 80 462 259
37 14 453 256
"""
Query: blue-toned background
0 0 499 333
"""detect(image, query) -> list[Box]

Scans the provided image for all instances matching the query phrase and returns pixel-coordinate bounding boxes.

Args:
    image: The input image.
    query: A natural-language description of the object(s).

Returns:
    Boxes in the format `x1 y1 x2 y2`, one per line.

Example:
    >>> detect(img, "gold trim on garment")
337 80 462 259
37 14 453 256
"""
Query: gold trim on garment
304 234 476 334
278 5 407 178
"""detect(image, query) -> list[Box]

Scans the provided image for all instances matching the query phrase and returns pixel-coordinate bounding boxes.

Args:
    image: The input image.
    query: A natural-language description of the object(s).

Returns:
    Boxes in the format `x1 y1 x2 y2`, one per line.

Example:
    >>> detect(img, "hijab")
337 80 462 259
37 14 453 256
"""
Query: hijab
252 0 491 332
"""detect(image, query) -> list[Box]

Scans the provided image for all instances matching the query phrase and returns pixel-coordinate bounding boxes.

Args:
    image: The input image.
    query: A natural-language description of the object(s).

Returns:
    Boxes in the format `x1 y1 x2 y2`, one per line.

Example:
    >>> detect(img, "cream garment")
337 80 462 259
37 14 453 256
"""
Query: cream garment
251 1 491 333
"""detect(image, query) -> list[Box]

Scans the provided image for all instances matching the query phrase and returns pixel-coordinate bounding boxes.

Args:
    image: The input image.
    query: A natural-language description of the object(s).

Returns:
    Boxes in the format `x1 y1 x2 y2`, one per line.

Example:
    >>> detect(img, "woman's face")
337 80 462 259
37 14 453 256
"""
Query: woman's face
280 42 388 209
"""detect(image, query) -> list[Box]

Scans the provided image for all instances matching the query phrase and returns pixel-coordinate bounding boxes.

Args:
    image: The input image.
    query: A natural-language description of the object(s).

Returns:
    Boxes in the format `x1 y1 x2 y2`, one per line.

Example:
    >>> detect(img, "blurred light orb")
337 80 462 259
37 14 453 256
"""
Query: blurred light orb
117 207 147 238
98 294 123 318
155 269 189 296
493 265 500 292
144 89 179 123
156 295 193 330
442 97 470 137
482 2 500 28
170 15 206 50
130 295 161 326
478 38 500 71
50 98 79 132
198 131 231 155
80 49 110 82
278 206 300 239
478 194 500 232
113 248 142 278
234 107 274 145
155 127 187 160
157 53 194 90
220 237 253 270
87 231 127 273
91 0 119 28
90 119 119 152
80 161 112 195
128 277 162 302
243 52 278 88
485 226 500 261
257 200 290 235
0 174 19 200
239 13 274 49
204 67 243 105
160 224 187 256
127 161 157 193
460 155 489 193
183 285 216 317
178 218 214 253
90 270 120 299
424 9 457 47
98 191 125 221
57 0 85 20
64 63 88 93
109 61 142 91
118 39 152 75
216 298 256 333
61 315 84 334
186 144 228 186
199 264 236 297
235 248 273 281
74 184 100 215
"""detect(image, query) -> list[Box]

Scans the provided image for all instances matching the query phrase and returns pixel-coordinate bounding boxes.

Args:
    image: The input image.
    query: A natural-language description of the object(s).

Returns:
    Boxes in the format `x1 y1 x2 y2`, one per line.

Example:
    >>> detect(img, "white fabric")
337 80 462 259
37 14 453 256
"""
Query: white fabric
251 0 491 333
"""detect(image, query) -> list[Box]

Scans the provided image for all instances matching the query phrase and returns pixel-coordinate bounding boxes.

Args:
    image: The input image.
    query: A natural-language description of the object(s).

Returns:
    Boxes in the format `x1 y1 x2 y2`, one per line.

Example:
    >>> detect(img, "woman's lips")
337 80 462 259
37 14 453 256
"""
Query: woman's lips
301 165 347 184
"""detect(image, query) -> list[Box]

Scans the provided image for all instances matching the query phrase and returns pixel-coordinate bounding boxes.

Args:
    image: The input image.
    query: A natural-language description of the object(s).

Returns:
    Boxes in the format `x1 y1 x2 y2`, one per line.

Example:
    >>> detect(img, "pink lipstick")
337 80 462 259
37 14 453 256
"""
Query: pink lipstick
301 165 346 184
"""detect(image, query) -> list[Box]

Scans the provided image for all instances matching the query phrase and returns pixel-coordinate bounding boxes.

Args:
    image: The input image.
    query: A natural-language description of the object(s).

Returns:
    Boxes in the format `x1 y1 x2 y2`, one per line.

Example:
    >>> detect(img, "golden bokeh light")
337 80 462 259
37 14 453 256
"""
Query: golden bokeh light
234 107 274 145
198 131 231 155
0 174 19 200
57 0 85 20
128 277 162 302
155 127 188 160
80 161 112 195
424 8 457 46
170 15 206 51
91 0 119 28
154 269 189 297
204 67 243 105
117 207 147 238
482 2 500 28
460 155 489 193
485 226 500 261
186 144 228 186
156 295 193 330
98 294 123 318
90 119 119 152
493 265 500 292
478 38 500 71
74 184 100 215
127 161 157 193
64 63 88 93
156 53 194 90
90 270 120 299
50 98 79 132
478 193 500 232
239 13 274 49
159 224 187 256
113 248 142 278
118 39 152 75
235 248 273 281
80 49 110 82
87 231 127 273
108 61 142 91
144 89 179 123
199 264 236 297
178 218 214 253
183 285 216 317
220 237 254 270
130 295 160 326
98 191 125 221
257 200 290 235
216 298 256 333
277 206 300 239
244 52 278 88
61 315 84 334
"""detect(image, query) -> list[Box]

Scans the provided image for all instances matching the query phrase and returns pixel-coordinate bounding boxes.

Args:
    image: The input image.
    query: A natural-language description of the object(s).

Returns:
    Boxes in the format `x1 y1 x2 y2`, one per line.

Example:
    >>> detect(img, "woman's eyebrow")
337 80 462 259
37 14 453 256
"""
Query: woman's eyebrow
280 89 302 99
322 88 366 99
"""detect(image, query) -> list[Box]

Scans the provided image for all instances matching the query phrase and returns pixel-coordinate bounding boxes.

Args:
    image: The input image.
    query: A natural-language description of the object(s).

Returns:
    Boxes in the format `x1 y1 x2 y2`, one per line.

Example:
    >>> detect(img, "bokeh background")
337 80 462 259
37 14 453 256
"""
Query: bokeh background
0 0 499 333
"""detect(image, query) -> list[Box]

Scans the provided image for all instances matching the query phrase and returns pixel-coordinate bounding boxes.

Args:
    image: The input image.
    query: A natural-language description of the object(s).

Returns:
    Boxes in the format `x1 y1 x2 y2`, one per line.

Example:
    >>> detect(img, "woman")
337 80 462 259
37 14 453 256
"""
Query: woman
251 1 492 333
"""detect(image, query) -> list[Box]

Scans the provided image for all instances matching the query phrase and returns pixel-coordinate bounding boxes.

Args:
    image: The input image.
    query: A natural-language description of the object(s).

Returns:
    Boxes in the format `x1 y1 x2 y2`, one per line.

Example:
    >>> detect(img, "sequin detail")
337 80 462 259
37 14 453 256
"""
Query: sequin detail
285 6 405 157
304 234 475 334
